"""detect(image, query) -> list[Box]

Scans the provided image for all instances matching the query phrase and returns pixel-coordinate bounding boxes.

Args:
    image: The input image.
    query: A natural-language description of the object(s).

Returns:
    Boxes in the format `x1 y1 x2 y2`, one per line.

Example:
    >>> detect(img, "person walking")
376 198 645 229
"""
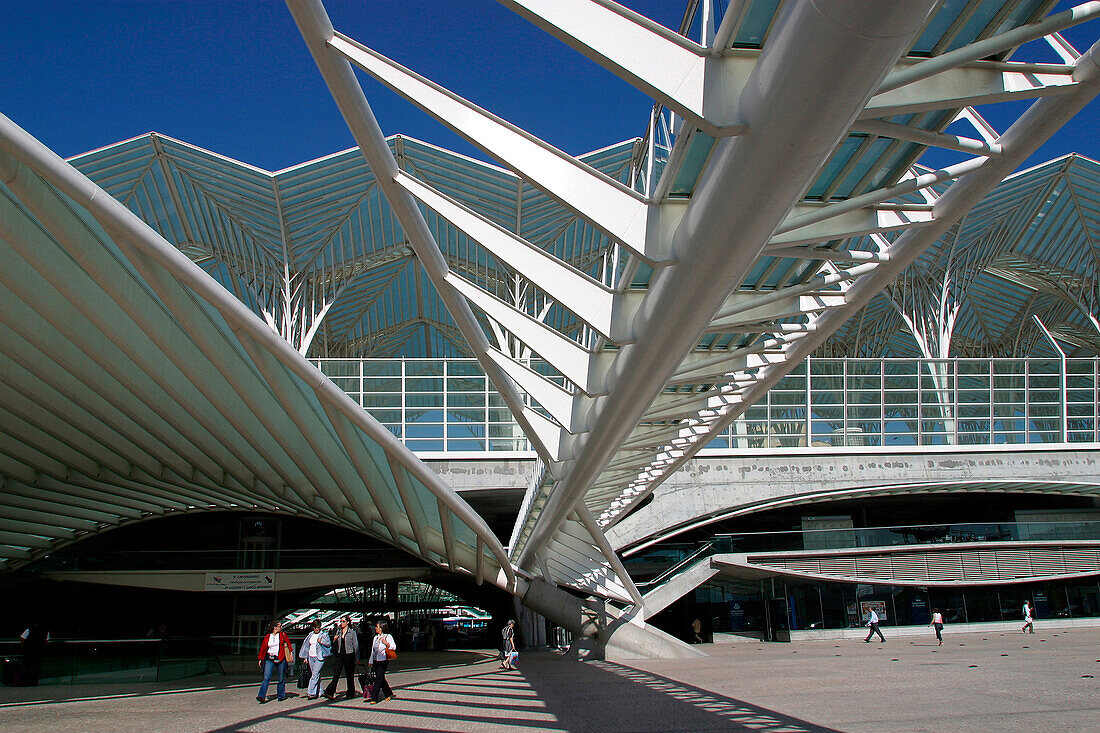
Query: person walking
930 608 944 646
501 619 518 670
17 623 49 686
298 620 330 700
864 607 886 643
323 616 360 700
256 621 293 704
368 620 397 704
1022 600 1035 634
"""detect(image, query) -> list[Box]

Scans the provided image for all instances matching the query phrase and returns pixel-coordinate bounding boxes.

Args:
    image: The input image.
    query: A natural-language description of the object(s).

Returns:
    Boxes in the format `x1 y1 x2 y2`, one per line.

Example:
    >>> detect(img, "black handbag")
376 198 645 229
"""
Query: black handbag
296 664 309 689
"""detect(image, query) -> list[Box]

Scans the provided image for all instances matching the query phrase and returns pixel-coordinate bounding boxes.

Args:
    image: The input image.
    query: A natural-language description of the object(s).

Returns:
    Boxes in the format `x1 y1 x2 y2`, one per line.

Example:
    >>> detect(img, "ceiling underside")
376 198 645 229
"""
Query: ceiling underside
0 129 512 585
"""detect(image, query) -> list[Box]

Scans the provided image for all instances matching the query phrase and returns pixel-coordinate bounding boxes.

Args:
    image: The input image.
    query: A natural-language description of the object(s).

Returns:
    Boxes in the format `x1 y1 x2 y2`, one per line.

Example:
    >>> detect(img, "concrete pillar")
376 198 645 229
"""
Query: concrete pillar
517 578 704 661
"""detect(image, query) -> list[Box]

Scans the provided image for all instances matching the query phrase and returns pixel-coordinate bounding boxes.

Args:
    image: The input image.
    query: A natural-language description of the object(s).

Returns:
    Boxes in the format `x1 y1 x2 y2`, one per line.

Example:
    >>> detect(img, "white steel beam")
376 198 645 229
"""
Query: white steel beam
597 37 1100 529
865 65 1077 118
497 0 751 136
484 348 577 431
516 0 939 568
447 275 595 392
395 171 617 338
286 0 557 481
767 206 934 248
328 32 656 261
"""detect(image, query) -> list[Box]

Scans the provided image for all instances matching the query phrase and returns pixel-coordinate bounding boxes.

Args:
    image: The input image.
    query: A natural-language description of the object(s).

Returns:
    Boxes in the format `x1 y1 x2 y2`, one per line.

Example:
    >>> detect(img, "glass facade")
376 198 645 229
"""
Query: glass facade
314 357 1100 455
658 578 1100 641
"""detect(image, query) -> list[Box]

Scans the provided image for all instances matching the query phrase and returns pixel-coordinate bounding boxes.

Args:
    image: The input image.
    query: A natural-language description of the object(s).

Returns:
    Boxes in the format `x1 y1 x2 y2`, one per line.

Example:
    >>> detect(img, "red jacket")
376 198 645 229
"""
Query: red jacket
257 630 292 662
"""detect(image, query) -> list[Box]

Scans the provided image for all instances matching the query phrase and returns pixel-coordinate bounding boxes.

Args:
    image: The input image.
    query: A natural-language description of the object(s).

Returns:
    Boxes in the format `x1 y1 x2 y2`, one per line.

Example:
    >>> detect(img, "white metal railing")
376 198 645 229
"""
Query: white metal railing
313 357 1100 454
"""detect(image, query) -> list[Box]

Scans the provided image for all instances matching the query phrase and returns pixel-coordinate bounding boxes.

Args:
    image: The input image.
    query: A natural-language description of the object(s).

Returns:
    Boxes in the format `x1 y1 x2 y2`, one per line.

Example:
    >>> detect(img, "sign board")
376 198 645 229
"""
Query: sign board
860 600 887 621
204 572 275 592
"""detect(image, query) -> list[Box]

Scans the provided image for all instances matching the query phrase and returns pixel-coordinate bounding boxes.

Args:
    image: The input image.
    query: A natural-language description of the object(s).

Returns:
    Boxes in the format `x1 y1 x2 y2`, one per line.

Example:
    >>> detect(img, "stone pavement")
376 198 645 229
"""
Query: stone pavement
0 629 1098 732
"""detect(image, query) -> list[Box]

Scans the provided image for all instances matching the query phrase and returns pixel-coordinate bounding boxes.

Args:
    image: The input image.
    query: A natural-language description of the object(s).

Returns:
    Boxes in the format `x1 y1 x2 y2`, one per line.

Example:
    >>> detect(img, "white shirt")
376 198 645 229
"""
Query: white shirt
307 632 323 658
371 633 395 662
1023 603 1032 621
931 612 943 624
266 634 280 657
868 610 879 625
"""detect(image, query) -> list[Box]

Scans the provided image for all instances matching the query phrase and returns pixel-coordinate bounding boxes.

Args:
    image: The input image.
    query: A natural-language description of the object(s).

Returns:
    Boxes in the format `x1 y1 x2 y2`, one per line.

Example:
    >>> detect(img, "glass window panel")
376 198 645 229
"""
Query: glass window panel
448 439 487 451
406 423 444 439
448 409 485 424
448 424 486 438
447 377 485 392
363 377 401 393
406 393 443 408
367 410 401 424
406 377 443 392
448 361 484 376
363 394 401 409
320 360 359 377
448 393 486 409
406 361 444 376
406 439 444 451
362 361 400 377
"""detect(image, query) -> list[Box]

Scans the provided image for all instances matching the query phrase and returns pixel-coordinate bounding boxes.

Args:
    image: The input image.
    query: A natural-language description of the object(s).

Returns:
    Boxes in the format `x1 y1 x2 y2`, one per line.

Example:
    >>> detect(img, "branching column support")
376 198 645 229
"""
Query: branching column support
518 0 940 570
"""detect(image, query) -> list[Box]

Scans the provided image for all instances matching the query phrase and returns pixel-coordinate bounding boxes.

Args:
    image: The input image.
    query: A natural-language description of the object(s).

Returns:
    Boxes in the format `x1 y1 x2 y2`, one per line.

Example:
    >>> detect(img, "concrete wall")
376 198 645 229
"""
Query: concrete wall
606 444 1100 551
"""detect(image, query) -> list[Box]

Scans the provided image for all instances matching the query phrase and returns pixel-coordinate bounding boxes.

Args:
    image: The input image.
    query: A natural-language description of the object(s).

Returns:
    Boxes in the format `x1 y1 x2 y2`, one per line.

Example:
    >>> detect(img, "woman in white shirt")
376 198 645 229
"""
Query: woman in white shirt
929 608 944 646
368 620 396 704
298 620 330 699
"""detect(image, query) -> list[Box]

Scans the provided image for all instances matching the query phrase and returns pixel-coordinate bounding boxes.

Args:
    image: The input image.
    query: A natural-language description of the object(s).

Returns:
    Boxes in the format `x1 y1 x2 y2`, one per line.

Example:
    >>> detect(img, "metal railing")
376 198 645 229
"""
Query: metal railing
313 357 1100 455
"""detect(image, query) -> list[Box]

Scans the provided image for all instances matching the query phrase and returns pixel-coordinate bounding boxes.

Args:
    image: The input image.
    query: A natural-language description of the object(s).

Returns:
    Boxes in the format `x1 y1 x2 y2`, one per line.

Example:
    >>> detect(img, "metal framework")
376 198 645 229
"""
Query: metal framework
286 0 1100 610
0 116 515 590
1 2 1098 629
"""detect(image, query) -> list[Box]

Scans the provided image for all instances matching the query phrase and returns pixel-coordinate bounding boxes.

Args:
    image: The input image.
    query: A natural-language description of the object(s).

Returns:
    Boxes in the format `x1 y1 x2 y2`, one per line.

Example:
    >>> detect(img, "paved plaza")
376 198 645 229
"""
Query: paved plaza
1 629 1098 732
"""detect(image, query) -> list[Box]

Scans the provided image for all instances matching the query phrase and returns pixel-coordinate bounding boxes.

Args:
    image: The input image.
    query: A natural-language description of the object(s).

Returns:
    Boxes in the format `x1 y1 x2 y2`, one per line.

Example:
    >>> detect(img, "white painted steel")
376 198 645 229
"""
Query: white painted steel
0 112 517 590
596 38 1100 530
284 0 558 478
516 0 940 569
395 171 616 338
328 33 654 260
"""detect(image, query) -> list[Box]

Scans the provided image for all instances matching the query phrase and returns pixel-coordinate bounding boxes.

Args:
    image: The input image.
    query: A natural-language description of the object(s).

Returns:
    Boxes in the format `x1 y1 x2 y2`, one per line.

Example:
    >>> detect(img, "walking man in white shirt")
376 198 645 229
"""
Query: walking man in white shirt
864 608 885 643
1022 600 1035 634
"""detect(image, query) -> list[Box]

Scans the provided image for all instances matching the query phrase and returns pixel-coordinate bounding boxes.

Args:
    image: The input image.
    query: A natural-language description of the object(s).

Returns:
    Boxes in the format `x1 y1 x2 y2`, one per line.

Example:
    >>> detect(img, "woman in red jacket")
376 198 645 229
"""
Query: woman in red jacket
256 620 293 703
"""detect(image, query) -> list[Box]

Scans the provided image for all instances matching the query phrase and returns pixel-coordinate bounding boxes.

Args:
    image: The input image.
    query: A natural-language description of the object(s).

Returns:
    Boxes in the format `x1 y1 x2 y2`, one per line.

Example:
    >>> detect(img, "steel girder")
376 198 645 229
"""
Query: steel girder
287 0 1100 609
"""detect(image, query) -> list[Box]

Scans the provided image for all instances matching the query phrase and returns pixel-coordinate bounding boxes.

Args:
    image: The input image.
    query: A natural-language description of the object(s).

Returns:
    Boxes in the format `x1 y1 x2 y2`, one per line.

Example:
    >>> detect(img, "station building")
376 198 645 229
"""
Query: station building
2 0 1100 672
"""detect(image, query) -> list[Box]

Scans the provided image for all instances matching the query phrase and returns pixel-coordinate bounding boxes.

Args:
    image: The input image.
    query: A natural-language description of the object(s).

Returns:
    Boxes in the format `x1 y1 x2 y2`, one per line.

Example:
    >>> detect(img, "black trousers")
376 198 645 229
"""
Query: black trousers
325 653 357 696
371 660 393 701
865 622 885 642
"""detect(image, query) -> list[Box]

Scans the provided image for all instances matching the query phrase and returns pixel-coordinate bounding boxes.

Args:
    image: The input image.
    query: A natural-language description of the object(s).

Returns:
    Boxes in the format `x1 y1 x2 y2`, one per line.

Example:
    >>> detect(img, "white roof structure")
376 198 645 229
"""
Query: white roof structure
1 1 1099 617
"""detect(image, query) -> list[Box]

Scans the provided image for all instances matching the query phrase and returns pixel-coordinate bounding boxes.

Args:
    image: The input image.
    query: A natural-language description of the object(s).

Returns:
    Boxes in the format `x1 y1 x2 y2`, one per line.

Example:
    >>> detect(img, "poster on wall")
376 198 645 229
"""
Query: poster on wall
204 572 275 592
860 600 887 621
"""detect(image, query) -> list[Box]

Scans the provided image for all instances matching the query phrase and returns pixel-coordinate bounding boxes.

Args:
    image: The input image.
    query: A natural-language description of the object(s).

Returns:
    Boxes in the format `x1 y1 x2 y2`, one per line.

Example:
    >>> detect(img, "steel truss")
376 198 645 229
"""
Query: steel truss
289 0 1099 612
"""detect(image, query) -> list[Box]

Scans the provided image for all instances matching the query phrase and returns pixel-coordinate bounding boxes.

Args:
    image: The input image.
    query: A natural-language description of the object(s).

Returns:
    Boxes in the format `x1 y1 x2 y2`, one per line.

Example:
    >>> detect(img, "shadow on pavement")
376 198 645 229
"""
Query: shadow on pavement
199 652 840 732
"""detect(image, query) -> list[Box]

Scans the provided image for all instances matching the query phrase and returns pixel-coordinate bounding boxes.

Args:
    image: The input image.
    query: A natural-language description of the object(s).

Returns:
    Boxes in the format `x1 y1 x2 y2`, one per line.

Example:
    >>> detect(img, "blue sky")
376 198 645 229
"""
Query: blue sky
1 1 1097 173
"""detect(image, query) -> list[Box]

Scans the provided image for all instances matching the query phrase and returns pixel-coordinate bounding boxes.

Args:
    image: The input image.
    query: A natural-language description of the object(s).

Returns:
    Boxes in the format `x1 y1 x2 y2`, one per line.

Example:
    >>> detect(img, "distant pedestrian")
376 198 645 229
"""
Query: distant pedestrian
18 624 49 686
323 616 360 699
692 618 703 644
1022 600 1035 634
864 608 885 643
368 620 396 704
930 608 944 646
256 621 293 704
298 620 330 700
502 619 518 670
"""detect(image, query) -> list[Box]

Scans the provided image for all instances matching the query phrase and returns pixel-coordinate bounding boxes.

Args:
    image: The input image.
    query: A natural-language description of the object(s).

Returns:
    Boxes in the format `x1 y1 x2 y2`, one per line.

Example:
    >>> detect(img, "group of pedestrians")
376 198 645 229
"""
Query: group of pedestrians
862 600 1038 645
255 616 396 705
